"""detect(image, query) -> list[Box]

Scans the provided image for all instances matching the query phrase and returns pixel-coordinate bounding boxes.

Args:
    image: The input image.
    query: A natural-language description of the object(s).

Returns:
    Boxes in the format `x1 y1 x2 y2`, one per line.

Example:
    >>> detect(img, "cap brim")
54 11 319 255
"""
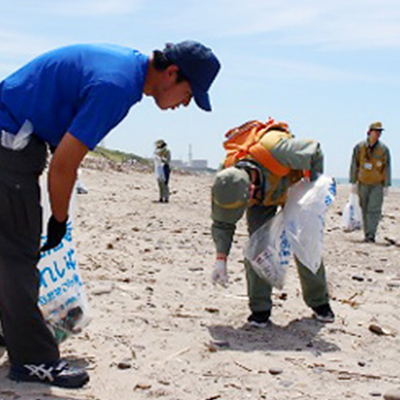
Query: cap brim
212 201 246 224
192 86 212 112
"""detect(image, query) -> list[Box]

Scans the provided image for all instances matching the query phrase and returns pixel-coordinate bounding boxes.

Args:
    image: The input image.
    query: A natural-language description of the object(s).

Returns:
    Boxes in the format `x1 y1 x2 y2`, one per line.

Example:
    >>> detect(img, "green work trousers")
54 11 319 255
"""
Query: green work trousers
245 204 330 313
157 179 169 202
357 183 383 241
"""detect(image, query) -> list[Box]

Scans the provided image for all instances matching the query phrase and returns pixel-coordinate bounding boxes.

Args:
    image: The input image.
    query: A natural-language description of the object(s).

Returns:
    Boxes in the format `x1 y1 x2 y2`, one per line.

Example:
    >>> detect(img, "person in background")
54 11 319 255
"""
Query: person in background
211 119 335 327
349 121 391 243
76 169 89 194
154 139 171 202
0 40 220 388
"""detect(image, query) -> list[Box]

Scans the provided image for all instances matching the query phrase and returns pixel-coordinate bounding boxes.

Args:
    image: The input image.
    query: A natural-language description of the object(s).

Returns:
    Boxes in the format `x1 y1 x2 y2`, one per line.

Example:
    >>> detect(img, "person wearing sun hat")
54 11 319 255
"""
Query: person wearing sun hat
350 121 391 243
154 139 171 202
211 119 335 327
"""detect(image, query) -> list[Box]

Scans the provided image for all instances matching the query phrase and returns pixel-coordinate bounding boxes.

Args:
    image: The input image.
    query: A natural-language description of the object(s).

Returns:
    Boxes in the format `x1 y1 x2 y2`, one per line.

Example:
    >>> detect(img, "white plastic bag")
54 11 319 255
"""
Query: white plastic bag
284 175 336 274
38 175 91 343
244 212 291 289
341 193 362 232
244 175 335 288
154 155 165 181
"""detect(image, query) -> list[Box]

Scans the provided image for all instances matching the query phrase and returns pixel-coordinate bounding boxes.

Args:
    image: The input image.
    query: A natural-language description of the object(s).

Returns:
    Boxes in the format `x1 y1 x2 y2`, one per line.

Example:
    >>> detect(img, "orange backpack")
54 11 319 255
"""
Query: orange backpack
223 118 292 177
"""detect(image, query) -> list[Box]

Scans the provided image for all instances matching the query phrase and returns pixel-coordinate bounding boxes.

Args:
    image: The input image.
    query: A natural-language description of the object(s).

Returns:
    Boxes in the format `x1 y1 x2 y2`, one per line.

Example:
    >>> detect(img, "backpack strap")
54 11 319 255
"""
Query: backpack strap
248 141 290 176
223 119 292 176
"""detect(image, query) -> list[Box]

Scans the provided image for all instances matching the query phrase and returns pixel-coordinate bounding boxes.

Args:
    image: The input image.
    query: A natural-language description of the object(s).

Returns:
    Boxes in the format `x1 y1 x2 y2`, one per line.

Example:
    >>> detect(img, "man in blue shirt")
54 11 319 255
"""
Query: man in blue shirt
0 41 220 388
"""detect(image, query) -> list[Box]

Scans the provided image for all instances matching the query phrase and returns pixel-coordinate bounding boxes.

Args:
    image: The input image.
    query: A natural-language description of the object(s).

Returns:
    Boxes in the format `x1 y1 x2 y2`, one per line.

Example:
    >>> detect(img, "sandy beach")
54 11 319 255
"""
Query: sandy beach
1 159 400 400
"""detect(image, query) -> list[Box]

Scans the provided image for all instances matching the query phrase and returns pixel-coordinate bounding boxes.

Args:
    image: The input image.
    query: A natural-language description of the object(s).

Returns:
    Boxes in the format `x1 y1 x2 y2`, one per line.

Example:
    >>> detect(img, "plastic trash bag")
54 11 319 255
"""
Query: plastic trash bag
284 175 336 274
154 155 166 181
245 175 336 288
342 193 362 232
244 212 291 289
38 175 92 343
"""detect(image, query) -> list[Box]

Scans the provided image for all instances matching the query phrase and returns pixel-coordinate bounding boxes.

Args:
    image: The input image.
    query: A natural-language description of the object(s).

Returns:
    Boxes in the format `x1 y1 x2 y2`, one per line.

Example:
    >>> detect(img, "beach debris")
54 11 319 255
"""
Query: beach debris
117 358 132 369
352 275 364 282
204 307 219 314
384 237 400 247
205 342 217 352
234 360 252 372
339 291 363 307
368 323 394 336
384 389 400 400
278 292 288 300
158 346 192 364
358 361 366 367
134 382 152 391
189 266 204 272
269 367 283 375
205 340 230 352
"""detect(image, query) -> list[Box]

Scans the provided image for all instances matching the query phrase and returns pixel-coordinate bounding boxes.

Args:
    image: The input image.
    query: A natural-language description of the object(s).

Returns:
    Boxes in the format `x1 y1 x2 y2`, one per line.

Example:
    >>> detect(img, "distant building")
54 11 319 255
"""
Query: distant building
190 159 208 169
170 159 185 168
170 144 209 170
170 159 208 170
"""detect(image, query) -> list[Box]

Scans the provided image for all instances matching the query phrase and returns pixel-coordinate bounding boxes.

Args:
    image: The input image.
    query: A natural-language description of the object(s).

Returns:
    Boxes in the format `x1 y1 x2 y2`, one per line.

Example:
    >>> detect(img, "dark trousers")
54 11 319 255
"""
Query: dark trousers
163 164 170 185
0 136 59 365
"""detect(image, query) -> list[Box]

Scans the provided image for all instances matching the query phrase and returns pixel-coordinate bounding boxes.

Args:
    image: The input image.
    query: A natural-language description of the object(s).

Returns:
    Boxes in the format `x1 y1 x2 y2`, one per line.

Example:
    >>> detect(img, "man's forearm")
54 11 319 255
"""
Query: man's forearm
48 132 89 221
48 161 77 221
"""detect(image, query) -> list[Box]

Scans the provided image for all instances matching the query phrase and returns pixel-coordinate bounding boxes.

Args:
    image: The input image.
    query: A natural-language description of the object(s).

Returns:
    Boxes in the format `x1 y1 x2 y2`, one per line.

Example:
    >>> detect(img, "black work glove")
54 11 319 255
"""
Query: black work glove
41 215 68 252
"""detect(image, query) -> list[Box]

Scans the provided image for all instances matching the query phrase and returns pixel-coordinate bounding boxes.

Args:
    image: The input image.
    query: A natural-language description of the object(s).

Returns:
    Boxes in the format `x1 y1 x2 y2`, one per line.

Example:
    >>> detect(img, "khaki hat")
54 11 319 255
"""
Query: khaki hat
211 167 250 224
155 139 167 148
368 121 384 131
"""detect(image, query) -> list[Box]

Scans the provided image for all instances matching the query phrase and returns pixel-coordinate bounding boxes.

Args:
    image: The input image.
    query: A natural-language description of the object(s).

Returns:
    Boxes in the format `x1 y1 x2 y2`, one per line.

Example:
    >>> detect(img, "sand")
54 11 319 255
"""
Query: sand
1 161 400 400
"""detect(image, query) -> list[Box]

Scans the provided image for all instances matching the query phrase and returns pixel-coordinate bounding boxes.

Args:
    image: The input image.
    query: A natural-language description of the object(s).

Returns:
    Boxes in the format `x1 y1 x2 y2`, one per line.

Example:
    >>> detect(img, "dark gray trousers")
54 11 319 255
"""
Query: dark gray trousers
0 136 59 365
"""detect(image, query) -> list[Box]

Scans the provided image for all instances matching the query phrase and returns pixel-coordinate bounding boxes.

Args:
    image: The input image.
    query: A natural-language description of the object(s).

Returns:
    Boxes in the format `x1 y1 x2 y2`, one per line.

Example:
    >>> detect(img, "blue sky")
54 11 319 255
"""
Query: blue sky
1 0 399 178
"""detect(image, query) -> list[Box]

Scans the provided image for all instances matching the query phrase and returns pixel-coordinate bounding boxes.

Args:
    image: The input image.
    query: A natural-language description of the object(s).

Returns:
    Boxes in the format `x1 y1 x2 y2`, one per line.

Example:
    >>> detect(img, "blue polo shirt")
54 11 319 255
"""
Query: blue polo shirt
0 44 149 149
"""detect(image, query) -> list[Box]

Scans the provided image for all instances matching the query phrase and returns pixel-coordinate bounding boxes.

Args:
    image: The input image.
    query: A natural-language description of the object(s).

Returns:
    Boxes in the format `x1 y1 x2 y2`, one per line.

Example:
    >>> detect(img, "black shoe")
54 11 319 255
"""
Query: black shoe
0 332 6 347
312 303 335 323
77 187 88 195
247 310 271 328
9 360 89 388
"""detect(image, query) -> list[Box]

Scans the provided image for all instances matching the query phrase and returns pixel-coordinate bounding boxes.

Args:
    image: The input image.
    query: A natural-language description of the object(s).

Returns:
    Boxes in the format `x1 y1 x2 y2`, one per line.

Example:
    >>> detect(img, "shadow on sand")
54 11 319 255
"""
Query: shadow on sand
207 316 340 354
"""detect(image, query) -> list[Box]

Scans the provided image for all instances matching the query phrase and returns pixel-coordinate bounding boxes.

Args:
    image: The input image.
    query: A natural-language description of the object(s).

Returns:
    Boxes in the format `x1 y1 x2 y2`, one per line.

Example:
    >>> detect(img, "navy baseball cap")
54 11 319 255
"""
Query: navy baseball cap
164 40 221 111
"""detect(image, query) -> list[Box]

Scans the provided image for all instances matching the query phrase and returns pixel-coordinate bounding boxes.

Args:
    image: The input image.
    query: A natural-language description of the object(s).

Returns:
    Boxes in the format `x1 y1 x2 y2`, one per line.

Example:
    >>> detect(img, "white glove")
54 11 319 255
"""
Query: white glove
351 183 358 194
212 259 228 287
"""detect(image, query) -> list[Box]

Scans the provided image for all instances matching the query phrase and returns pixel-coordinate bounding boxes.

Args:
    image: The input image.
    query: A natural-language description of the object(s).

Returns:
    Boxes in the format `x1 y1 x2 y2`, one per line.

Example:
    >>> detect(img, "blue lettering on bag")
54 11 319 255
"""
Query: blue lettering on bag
40 249 77 288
